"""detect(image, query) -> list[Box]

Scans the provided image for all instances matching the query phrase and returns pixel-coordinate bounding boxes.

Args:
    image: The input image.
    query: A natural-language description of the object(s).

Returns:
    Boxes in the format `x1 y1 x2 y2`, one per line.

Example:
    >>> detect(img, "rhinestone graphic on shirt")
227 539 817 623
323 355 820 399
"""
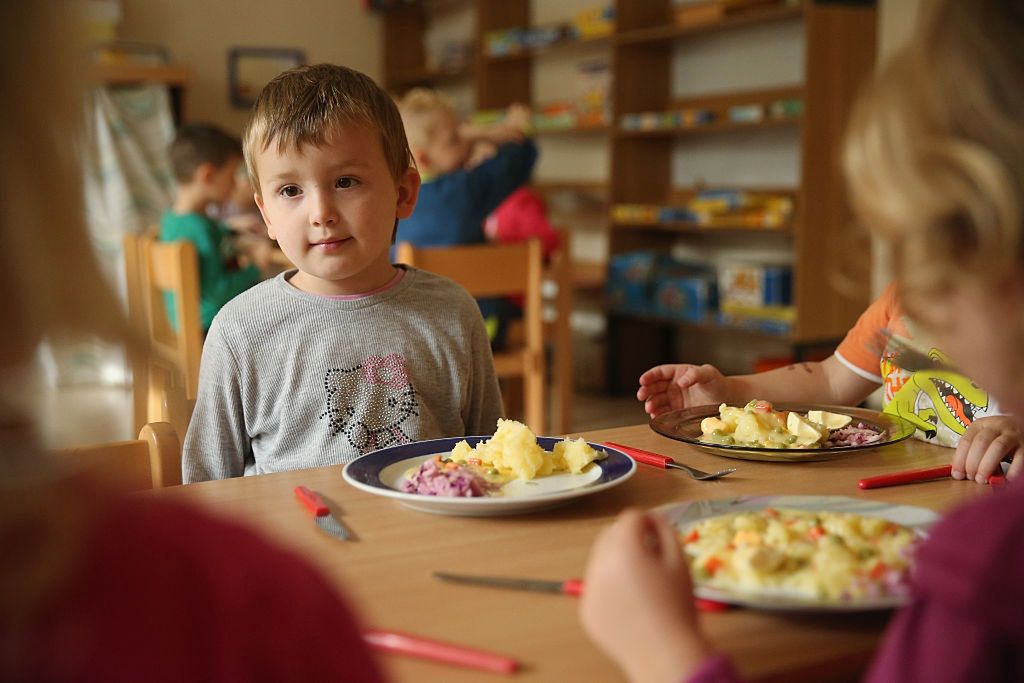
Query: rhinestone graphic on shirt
319 354 419 453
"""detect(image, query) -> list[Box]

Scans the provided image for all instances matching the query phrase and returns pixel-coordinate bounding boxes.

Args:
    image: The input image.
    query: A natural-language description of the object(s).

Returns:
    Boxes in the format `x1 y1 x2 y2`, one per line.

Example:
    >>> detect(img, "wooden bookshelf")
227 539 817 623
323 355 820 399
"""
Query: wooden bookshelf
604 0 876 389
483 34 613 63
615 3 804 46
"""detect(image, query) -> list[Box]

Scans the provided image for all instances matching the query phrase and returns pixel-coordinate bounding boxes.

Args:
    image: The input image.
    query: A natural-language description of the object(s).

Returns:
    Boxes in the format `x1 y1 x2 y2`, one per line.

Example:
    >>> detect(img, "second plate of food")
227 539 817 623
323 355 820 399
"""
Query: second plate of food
658 495 938 611
650 401 917 462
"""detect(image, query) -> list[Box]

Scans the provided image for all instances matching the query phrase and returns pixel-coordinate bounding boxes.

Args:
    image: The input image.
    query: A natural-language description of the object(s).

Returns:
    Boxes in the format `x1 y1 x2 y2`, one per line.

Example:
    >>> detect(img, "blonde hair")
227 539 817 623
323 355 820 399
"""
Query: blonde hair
844 0 1024 324
397 87 456 152
243 63 413 195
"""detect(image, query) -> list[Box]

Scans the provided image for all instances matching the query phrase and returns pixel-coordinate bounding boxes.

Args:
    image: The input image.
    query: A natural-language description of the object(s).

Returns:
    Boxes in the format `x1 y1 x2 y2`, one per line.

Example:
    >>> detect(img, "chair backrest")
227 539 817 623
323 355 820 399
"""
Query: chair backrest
57 422 182 491
395 240 546 432
123 232 202 436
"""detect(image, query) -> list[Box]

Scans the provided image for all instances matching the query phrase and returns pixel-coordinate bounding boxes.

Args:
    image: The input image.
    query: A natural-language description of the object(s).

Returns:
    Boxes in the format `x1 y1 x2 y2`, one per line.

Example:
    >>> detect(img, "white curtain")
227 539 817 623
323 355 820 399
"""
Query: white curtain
49 84 176 387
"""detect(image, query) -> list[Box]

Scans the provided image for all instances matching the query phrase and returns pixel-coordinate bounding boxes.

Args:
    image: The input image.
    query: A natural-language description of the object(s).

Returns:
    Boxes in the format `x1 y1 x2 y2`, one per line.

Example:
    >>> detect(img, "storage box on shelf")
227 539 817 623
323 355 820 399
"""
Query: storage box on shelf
605 0 877 390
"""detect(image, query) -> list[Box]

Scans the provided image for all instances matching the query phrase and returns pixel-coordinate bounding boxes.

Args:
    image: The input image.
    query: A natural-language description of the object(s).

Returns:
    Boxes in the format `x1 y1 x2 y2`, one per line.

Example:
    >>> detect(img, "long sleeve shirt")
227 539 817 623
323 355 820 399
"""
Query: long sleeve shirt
183 267 504 483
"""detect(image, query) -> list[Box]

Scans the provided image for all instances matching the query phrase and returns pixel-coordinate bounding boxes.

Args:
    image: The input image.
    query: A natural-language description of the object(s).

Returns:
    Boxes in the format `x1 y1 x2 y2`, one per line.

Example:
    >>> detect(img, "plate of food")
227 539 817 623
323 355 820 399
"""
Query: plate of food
658 495 938 611
342 419 636 516
650 400 917 462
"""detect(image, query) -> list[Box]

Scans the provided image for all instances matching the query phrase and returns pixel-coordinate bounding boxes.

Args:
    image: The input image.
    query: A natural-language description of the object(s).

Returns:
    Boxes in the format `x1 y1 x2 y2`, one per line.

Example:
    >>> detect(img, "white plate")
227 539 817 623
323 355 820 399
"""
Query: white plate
656 495 939 611
342 436 636 516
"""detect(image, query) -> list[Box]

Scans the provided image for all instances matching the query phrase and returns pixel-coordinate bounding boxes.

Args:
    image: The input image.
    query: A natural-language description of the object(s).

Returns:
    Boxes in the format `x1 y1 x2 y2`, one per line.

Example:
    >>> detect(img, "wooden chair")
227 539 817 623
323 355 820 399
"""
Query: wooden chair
123 232 202 438
396 240 546 434
57 421 182 491
545 235 574 435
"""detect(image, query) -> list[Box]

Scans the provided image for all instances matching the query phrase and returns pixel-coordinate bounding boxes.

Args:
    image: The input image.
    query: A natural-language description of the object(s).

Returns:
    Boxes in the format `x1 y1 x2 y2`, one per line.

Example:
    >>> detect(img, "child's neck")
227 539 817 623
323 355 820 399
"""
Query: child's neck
173 185 214 215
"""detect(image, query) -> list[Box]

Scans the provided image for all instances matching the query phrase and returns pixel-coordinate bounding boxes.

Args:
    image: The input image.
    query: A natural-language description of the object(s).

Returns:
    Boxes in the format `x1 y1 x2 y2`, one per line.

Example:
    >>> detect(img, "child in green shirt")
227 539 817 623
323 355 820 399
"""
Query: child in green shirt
161 124 271 330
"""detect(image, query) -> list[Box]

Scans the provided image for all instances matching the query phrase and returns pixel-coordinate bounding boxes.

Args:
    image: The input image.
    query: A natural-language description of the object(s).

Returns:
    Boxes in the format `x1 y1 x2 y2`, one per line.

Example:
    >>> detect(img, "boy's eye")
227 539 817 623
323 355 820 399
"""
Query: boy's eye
280 185 301 198
336 177 359 189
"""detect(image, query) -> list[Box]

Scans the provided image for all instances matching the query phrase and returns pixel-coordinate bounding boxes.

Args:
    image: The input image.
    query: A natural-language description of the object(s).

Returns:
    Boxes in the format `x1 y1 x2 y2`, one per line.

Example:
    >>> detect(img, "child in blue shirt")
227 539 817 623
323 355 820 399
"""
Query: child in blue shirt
396 90 537 343
396 90 536 248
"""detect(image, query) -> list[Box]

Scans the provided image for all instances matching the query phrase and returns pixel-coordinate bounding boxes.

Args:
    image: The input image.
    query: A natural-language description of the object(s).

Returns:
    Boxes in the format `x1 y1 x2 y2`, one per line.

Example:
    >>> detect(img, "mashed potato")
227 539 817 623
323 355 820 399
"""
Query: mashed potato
448 419 603 481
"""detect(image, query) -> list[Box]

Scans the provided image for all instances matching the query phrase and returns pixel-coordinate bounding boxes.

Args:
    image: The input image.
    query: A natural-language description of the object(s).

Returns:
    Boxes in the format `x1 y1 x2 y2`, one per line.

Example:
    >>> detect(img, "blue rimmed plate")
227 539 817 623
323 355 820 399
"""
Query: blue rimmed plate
342 436 636 516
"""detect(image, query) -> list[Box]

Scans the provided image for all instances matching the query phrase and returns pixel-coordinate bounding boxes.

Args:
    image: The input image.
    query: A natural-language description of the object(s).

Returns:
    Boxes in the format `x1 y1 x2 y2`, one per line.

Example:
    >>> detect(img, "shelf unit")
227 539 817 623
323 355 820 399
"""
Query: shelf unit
379 0 875 389
604 0 876 388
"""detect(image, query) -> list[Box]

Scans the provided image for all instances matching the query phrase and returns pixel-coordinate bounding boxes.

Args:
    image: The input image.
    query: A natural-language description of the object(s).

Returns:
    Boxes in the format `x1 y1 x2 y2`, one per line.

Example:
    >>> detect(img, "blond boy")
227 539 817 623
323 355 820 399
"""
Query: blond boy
395 88 536 248
182 65 503 483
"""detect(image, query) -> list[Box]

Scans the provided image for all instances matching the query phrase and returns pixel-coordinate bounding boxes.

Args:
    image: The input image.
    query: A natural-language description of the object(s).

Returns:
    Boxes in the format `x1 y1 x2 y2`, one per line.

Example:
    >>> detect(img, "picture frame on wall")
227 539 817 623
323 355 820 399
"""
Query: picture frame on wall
228 47 306 108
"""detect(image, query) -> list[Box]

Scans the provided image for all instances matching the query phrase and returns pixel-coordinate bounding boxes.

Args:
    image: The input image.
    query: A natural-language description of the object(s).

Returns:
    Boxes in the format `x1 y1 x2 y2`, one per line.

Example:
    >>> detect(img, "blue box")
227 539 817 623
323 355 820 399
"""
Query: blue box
606 279 652 315
653 275 718 322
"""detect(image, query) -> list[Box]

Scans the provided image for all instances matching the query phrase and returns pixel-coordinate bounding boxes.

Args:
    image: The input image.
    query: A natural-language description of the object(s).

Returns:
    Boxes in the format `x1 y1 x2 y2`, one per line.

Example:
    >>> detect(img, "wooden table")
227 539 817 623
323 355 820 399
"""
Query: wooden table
155 424 985 682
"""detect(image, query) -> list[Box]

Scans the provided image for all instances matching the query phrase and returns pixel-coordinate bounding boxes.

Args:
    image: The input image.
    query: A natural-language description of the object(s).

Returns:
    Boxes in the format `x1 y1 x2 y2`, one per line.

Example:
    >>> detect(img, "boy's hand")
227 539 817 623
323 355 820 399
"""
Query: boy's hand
503 102 532 132
953 415 1024 483
580 509 712 683
637 364 733 418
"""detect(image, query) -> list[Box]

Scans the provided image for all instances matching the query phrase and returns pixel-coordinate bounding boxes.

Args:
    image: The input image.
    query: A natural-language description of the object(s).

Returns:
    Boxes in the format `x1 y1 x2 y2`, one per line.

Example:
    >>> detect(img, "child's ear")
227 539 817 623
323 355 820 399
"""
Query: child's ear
195 162 217 185
395 167 421 220
254 193 276 239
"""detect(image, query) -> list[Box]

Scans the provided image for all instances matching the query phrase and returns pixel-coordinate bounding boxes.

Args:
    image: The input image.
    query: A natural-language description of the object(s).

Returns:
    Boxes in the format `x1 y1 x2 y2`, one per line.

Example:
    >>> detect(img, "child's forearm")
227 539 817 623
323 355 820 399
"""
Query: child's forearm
727 356 874 406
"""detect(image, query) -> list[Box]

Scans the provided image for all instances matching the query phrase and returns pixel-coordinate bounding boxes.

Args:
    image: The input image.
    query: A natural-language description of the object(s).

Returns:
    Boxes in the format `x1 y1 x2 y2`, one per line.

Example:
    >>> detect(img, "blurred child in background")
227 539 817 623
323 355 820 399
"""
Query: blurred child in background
397 90 538 345
162 123 272 331
584 1 1024 681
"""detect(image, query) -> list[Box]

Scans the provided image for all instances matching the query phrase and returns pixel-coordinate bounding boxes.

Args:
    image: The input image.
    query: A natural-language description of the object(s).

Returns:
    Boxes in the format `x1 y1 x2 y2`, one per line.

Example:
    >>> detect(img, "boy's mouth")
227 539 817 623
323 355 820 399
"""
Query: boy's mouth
310 237 350 250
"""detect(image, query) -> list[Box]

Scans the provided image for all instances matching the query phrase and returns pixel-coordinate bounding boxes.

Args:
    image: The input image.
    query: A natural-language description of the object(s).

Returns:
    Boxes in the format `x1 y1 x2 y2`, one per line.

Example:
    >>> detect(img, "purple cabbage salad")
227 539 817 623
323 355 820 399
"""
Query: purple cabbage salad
401 456 498 497
826 422 886 447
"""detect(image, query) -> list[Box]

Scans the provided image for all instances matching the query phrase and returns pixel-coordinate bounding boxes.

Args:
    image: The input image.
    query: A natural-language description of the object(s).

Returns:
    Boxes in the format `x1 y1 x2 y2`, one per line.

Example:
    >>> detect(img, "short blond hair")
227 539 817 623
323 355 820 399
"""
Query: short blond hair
243 64 413 195
844 0 1024 324
397 88 456 152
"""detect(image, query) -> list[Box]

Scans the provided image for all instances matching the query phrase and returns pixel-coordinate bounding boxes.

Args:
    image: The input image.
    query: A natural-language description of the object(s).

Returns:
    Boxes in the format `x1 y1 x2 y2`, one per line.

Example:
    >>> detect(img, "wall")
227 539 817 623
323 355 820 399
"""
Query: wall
119 0 382 134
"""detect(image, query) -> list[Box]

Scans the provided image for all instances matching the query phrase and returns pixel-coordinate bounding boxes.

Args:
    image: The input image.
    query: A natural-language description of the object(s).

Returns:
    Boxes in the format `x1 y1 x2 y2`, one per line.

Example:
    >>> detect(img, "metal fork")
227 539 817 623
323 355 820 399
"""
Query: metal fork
868 328 960 374
603 442 736 480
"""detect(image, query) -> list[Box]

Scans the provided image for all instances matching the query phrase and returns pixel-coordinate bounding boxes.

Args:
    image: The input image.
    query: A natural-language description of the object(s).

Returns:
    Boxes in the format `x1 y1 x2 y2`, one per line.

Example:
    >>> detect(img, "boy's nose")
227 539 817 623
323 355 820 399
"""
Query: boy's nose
309 191 339 227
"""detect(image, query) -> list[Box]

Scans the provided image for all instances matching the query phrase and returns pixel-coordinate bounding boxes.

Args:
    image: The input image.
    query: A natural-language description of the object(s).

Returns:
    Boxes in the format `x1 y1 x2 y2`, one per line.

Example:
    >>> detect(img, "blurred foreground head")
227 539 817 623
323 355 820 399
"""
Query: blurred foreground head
0 4 131 426
844 0 1024 414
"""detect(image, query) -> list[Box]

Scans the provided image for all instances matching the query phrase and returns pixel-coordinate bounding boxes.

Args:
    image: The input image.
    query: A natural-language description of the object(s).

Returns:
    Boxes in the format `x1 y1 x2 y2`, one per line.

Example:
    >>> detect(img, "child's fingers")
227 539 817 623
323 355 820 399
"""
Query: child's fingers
962 428 999 479
1008 450 1024 479
640 365 681 385
975 434 1017 482
649 515 685 567
952 429 975 479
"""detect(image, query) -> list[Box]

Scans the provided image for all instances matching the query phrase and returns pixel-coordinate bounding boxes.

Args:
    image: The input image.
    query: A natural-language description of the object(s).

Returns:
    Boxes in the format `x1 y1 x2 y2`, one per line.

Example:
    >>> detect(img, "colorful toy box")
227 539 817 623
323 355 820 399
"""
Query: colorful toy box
653 273 718 322
717 262 792 307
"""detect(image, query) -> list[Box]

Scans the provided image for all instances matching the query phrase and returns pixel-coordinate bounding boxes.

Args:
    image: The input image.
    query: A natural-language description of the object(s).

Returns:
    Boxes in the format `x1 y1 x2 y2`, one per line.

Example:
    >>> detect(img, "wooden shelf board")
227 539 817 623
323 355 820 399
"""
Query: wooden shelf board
612 220 792 235
386 64 472 90
534 124 612 136
616 4 804 47
93 63 191 86
610 310 793 340
484 34 612 63
617 115 800 138
671 84 804 111
533 180 609 195
567 261 607 289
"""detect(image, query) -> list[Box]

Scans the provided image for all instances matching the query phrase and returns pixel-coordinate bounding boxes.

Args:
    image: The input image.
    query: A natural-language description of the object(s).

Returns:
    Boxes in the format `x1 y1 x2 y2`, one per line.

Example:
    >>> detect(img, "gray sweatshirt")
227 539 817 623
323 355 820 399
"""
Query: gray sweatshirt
182 267 504 483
